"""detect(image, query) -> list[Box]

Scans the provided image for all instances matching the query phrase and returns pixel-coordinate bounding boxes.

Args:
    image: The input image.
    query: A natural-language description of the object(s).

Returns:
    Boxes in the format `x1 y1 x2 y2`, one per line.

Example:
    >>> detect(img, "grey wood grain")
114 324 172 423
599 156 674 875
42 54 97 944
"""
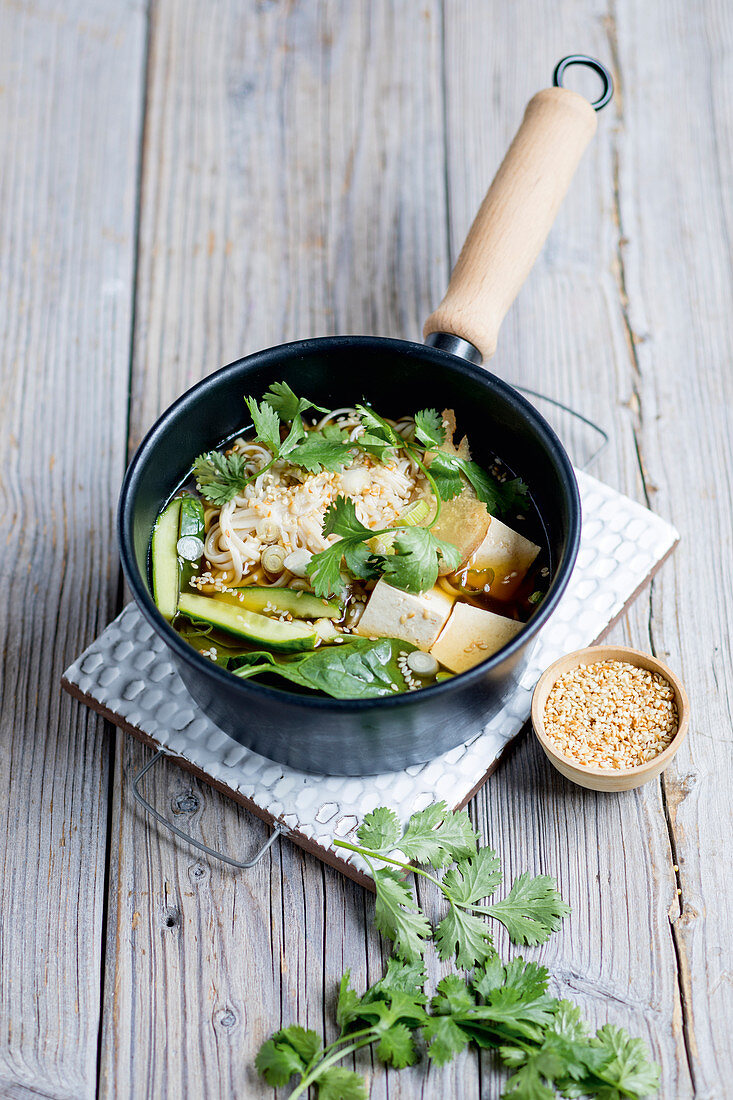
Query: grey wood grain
64 1 732 1098
0 0 147 1097
611 2 733 1094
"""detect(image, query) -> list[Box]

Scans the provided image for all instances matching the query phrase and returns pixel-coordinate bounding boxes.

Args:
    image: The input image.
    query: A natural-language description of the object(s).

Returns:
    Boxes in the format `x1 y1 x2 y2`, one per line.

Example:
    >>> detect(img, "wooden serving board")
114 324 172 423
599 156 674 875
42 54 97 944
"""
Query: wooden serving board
62 469 678 888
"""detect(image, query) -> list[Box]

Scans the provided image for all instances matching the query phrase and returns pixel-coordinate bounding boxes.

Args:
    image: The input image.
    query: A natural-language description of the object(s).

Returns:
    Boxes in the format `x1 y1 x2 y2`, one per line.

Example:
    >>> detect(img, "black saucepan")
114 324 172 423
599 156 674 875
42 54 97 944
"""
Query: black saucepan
118 59 612 775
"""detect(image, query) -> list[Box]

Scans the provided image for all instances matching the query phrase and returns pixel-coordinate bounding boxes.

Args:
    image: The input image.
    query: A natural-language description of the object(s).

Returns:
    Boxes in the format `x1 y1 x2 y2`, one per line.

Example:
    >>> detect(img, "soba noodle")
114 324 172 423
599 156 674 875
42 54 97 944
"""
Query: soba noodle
198 411 426 587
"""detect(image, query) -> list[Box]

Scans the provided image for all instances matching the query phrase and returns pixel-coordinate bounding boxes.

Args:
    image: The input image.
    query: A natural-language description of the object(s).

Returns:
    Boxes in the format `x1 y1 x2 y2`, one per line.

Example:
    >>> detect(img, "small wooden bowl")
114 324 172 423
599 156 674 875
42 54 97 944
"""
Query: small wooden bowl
531 645 689 791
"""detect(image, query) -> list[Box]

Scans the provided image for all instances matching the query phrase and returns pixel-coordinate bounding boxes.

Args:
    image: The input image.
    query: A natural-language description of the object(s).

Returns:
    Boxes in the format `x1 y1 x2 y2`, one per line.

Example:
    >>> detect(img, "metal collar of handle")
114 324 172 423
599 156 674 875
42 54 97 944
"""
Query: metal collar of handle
424 331 482 365
553 55 614 111
131 749 286 869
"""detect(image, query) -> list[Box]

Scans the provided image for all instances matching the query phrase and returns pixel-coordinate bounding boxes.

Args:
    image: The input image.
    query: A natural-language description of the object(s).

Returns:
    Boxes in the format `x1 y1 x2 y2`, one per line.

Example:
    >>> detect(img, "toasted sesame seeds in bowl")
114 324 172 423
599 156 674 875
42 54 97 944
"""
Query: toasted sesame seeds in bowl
531 646 690 791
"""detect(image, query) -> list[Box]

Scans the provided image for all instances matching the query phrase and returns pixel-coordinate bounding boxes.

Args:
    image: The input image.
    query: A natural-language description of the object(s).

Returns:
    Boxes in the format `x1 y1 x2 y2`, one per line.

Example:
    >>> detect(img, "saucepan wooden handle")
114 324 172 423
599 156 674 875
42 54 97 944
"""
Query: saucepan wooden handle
424 86 599 362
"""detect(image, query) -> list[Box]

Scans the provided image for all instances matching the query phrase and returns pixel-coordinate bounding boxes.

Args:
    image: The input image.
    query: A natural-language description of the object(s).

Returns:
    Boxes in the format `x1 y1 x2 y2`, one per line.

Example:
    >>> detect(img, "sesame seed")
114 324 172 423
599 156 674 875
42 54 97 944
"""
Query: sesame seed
542 659 678 771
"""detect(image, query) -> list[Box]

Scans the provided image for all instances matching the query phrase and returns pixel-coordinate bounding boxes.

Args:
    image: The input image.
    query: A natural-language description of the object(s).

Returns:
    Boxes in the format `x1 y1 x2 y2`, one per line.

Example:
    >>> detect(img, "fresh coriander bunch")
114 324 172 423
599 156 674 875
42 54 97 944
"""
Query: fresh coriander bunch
256 802 661 1100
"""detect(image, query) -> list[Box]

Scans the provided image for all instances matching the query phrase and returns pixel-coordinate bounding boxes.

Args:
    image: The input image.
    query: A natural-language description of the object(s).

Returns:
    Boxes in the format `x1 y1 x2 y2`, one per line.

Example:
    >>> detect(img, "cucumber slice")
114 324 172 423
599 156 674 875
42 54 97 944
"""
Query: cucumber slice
215 586 340 620
179 495 205 539
178 496 206 593
178 593 317 652
152 498 182 621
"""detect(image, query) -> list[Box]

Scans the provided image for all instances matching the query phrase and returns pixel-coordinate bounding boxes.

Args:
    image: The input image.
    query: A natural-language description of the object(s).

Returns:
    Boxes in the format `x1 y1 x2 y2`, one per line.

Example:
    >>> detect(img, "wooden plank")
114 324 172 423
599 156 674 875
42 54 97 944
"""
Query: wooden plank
441 3 693 1096
611 1 733 1093
0 1 147 1097
99 3 477 1098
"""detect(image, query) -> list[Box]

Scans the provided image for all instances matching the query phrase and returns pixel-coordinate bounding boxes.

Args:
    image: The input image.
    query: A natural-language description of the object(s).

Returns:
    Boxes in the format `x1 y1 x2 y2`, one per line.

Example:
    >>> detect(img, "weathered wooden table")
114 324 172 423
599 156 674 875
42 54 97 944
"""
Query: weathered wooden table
2 3 730 1097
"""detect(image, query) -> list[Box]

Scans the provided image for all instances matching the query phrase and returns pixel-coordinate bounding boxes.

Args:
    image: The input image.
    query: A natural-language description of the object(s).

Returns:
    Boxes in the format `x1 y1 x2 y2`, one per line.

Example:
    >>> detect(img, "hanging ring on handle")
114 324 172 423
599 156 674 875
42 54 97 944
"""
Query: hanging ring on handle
553 55 613 111
131 749 286 869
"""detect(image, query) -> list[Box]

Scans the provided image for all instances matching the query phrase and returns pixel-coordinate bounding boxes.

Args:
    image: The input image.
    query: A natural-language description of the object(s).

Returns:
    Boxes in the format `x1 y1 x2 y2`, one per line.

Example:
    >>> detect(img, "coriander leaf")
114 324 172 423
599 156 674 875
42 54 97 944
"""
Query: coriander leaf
441 846 503 904
307 497 379 597
471 955 508 999
192 451 250 506
336 984 428 1080
488 873 571 946
426 451 464 501
494 475 529 514
254 1038 304 1087
255 1025 320 1086
501 1051 562 1100
278 414 307 458
459 457 529 517
382 526 461 594
356 807 401 853
426 446 530 517
280 1025 323 1064
469 960 558 1035
349 988 428 1033
316 1066 368 1100
499 959 552 1002
533 1005 593 1086
288 430 355 473
375 1022 419 1068
473 975 557 1034
320 422 351 442
262 381 329 421
413 408 445 450
306 543 347 599
423 1015 471 1066
372 869 432 962
343 540 380 580
366 957 427 1000
589 1025 661 1098
323 495 374 541
499 1044 531 1068
551 1001 588 1045
336 971 362 1029
356 404 402 449
435 904 495 970
355 430 396 462
244 395 282 453
430 973 477 1016
399 802 477 868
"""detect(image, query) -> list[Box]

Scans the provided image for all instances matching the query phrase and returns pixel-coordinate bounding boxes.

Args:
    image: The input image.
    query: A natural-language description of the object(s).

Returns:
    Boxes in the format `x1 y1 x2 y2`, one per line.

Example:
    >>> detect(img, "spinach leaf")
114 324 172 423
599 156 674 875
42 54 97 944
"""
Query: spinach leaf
230 637 416 699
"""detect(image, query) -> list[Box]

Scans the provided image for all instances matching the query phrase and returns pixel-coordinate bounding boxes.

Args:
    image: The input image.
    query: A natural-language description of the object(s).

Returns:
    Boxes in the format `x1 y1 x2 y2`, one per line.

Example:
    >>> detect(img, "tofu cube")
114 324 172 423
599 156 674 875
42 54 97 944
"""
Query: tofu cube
355 579 454 651
467 517 541 600
430 602 524 673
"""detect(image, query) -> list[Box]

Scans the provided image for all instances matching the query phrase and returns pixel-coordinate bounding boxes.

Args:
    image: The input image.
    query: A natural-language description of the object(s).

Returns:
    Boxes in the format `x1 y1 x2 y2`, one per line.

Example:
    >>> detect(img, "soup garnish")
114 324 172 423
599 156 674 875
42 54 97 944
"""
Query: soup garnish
150 383 546 699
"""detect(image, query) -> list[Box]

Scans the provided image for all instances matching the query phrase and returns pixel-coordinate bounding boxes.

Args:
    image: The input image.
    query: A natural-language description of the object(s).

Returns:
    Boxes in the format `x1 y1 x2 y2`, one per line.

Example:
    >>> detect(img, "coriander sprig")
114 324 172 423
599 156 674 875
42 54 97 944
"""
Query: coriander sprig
333 802 570 968
256 958 429 1098
256 802 660 1100
192 450 252 507
193 383 356 505
411 404 530 515
305 496 461 599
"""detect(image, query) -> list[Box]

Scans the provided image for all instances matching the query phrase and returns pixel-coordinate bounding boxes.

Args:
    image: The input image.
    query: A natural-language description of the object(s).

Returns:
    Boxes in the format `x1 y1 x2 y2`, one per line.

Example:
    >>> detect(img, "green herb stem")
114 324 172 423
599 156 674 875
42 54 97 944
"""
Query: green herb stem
333 840 444 891
335 840 462 909
406 445 442 527
286 1034 376 1099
